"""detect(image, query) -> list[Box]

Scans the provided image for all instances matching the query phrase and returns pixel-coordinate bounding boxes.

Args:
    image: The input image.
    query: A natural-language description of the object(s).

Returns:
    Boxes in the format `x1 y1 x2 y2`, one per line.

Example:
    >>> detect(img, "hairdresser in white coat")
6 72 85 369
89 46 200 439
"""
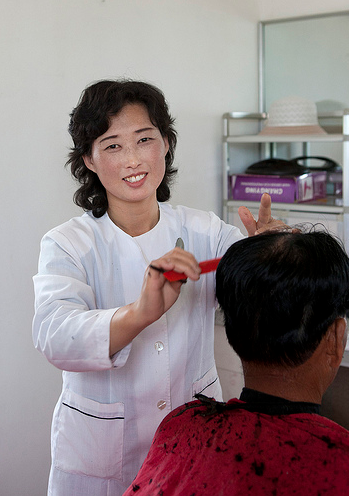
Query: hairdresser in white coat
32 80 284 496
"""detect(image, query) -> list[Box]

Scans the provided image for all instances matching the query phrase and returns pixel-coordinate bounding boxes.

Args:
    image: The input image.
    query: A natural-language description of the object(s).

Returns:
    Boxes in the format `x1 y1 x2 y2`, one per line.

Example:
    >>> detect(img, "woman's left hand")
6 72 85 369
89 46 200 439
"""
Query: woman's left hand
238 193 289 236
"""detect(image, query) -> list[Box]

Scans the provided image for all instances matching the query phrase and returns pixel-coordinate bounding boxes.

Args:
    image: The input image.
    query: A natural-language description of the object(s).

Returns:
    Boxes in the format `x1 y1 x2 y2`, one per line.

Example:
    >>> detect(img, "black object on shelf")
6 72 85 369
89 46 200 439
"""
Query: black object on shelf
290 156 340 172
245 158 306 176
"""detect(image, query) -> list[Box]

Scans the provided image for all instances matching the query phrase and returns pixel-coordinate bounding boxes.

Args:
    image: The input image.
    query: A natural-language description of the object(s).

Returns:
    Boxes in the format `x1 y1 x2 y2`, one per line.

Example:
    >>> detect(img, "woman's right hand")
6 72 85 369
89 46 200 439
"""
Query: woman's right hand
109 248 201 356
138 247 201 322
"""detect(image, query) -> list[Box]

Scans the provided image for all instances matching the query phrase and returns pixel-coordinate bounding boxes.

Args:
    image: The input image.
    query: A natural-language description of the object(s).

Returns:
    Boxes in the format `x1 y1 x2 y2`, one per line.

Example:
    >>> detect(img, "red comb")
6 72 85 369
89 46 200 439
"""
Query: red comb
163 257 222 282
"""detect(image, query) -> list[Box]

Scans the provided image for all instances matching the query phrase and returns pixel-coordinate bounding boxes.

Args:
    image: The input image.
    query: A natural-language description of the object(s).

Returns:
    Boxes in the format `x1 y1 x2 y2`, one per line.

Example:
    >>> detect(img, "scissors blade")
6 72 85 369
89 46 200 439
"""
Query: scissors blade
175 238 184 250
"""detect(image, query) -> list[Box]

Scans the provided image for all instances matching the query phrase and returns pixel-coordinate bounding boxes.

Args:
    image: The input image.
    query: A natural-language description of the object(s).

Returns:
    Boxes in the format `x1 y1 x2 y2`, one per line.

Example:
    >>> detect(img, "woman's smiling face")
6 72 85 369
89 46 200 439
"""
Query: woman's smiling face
83 103 169 210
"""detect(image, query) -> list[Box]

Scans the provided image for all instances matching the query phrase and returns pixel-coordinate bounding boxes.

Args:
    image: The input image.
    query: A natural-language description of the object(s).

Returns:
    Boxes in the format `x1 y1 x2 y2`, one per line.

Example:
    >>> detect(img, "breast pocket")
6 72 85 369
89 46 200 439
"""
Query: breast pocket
192 365 223 401
54 389 125 480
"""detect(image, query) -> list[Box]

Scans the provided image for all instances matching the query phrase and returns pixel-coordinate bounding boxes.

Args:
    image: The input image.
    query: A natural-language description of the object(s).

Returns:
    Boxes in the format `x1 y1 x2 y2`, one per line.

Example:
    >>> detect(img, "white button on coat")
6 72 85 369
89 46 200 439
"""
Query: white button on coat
157 400 167 410
155 341 164 352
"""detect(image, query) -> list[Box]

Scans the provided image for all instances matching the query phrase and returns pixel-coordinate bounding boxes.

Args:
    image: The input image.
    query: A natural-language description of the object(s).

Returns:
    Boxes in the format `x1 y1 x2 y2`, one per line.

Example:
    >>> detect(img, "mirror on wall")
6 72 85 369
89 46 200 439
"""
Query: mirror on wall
258 11 349 165
259 11 349 116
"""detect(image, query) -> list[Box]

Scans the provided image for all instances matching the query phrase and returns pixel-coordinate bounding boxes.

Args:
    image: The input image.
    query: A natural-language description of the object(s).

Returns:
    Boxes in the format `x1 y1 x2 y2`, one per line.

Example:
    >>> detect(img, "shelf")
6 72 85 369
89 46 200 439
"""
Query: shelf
223 111 349 369
225 199 343 215
224 134 345 143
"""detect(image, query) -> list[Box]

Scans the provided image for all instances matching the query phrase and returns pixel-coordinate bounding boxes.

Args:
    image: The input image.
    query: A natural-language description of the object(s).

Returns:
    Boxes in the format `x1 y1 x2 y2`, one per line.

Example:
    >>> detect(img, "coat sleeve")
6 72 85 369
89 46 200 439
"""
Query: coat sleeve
32 233 132 372
207 210 245 258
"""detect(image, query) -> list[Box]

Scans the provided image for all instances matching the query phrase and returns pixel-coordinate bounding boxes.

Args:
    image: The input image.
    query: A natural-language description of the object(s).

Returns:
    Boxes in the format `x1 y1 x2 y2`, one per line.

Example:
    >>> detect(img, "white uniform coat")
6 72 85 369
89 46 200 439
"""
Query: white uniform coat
32 203 244 495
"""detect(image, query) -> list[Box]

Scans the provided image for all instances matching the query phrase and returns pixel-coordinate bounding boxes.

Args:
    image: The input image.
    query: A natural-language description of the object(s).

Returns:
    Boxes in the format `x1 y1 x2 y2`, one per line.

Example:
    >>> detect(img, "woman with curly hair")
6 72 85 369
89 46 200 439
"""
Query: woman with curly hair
33 79 282 496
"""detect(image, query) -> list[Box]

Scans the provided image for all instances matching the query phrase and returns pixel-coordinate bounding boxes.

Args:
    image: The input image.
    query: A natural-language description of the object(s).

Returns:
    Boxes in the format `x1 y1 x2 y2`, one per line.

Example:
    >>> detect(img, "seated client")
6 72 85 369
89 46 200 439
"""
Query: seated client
124 229 349 495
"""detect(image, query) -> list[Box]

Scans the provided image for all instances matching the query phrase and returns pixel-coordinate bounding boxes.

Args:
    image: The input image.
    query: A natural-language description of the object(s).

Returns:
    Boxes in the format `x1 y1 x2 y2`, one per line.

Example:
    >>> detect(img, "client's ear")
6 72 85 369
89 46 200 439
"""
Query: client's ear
326 317 347 369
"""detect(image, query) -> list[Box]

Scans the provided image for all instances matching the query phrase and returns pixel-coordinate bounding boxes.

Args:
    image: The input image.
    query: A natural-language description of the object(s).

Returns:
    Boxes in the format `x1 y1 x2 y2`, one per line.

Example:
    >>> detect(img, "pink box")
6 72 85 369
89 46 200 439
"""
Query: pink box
231 172 327 203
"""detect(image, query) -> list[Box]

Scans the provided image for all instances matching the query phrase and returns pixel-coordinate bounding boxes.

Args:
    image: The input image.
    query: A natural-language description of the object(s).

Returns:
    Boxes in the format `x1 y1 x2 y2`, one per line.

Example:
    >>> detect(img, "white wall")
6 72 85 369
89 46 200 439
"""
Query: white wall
0 1 260 494
0 0 346 494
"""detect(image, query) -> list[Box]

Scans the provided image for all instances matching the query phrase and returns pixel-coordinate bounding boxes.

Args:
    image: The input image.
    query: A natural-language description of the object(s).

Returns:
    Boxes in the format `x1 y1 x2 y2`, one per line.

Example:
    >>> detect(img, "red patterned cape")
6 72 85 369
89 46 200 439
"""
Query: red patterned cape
123 398 349 495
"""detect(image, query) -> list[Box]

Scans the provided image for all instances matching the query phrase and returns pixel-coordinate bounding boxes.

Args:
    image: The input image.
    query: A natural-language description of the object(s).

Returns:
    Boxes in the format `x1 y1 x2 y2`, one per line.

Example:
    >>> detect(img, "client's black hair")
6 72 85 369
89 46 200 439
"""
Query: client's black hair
216 228 349 367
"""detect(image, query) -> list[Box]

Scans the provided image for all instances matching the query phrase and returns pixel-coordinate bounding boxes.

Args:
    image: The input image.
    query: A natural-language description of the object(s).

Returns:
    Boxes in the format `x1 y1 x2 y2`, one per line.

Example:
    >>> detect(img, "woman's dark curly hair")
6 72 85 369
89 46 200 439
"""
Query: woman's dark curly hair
66 79 178 217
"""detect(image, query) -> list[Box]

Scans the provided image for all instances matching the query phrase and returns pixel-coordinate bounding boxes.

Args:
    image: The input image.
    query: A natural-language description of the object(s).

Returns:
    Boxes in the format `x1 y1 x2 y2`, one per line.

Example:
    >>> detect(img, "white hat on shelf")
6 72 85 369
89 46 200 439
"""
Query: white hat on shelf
259 95 327 135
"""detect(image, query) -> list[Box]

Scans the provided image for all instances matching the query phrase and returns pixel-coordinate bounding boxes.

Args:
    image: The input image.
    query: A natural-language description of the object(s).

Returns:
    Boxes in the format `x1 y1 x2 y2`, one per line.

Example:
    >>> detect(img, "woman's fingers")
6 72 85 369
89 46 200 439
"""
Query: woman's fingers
149 248 201 281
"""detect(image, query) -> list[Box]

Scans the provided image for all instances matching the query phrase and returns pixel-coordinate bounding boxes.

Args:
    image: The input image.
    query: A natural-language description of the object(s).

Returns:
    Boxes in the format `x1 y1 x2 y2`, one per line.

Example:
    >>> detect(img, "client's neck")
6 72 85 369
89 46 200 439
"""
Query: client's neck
242 360 325 404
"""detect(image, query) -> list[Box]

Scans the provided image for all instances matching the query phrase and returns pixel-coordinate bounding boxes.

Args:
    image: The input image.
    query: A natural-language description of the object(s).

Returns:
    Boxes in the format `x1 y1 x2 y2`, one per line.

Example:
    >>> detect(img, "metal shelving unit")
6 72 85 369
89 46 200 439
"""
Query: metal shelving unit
222 110 349 365
223 110 349 245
